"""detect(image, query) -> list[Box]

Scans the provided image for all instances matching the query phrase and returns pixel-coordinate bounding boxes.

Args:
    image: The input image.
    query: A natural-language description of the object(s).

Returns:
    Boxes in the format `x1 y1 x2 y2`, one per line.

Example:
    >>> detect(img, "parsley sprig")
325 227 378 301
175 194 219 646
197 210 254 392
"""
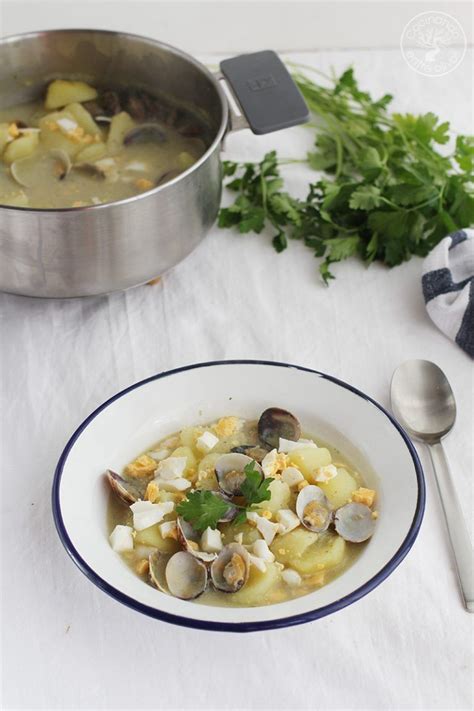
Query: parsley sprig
218 68 474 283
176 461 273 532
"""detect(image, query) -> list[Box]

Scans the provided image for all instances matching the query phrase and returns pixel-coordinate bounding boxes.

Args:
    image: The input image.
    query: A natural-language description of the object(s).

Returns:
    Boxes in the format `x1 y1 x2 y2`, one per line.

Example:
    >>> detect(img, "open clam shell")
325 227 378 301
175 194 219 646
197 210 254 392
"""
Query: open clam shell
105 469 142 504
124 123 167 145
11 148 71 188
165 551 208 599
296 484 332 533
334 503 375 542
230 444 270 463
210 543 250 593
258 408 301 449
176 517 217 562
148 551 171 593
214 453 263 496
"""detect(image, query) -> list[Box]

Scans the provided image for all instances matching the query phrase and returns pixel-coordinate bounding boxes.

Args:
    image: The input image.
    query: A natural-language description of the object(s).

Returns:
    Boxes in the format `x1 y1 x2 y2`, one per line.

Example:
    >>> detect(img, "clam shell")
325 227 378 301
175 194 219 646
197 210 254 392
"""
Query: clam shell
296 484 332 533
148 551 171 593
11 148 71 188
105 469 142 504
334 503 375 542
176 517 217 562
165 551 208 599
124 123 167 145
230 444 270 463
258 408 301 449
210 543 250 593
214 453 263 496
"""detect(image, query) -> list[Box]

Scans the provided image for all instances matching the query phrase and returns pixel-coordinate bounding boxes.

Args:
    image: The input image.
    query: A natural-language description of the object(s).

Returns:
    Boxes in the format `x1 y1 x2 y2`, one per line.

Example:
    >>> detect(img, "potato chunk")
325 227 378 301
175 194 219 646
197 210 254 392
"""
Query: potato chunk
0 123 10 155
107 111 135 155
45 80 98 110
278 531 346 575
270 527 319 566
318 467 358 508
134 523 180 552
231 563 281 605
256 480 291 513
65 102 101 138
39 111 84 158
75 141 107 163
3 131 39 164
288 447 332 480
221 521 261 546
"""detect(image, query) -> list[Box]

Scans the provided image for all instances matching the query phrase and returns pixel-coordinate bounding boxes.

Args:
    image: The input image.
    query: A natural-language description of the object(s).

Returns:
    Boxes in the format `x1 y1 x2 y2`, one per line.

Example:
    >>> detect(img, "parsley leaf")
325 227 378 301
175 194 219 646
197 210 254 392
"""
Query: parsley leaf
240 462 274 506
218 66 473 282
176 490 231 532
176 461 274 532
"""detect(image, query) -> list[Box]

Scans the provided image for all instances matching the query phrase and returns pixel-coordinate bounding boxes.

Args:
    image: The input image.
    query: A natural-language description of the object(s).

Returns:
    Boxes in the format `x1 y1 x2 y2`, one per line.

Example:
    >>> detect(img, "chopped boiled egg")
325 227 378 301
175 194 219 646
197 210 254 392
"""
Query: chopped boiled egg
252 539 275 562
276 509 300 534
155 477 191 492
148 448 170 461
125 161 148 171
278 437 318 453
159 521 178 540
201 527 223 553
282 569 302 587
261 449 288 477
213 416 242 438
196 431 219 454
56 117 79 134
156 456 187 480
313 464 338 483
130 500 174 531
249 554 267 573
246 511 280 545
110 525 134 552
281 466 305 488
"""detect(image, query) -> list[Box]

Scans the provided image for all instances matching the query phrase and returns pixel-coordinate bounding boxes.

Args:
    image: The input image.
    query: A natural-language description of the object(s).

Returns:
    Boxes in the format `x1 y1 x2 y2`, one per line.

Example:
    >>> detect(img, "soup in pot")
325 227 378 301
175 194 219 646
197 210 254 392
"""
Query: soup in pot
0 79 208 208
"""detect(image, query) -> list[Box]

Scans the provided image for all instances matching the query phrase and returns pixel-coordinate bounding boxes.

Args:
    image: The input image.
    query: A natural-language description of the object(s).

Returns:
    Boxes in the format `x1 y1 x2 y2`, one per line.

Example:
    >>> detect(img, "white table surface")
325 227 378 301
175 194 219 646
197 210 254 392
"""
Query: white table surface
1 49 472 711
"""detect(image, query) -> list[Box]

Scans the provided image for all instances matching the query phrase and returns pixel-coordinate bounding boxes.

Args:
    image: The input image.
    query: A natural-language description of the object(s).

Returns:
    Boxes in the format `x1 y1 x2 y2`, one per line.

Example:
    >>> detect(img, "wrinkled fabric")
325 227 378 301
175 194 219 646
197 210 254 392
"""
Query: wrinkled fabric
422 230 474 358
0 49 472 711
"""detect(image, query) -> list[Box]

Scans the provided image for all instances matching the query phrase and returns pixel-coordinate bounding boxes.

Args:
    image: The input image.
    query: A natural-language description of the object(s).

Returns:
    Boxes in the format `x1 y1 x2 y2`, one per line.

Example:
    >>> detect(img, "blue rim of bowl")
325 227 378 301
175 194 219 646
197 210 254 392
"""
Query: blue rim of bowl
52 359 425 633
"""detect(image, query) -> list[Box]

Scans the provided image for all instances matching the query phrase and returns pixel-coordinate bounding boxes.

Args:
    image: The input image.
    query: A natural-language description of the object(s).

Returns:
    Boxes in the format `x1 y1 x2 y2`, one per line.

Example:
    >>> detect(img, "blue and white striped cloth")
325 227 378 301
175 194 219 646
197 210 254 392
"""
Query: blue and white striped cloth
422 229 473 358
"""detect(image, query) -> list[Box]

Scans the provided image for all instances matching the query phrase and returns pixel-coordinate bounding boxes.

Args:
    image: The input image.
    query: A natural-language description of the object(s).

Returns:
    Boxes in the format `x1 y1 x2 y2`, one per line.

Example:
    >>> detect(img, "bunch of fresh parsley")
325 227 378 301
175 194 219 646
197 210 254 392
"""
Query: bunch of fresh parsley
218 68 474 283
176 461 273 532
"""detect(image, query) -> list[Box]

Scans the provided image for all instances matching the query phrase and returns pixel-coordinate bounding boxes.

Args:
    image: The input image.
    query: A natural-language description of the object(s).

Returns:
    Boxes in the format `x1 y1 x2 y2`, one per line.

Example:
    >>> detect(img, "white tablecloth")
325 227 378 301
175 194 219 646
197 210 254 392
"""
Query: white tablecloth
1 49 472 711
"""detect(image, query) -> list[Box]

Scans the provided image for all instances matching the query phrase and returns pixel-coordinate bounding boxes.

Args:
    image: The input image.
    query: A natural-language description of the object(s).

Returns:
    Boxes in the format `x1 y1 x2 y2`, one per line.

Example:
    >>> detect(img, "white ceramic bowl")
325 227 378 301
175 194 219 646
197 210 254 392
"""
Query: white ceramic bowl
52 360 425 632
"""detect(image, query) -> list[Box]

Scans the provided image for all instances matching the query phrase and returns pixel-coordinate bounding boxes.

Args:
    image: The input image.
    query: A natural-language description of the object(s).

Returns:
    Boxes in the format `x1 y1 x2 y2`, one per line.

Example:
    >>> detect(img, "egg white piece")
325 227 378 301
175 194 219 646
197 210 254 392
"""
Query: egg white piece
110 525 134 552
278 438 318 453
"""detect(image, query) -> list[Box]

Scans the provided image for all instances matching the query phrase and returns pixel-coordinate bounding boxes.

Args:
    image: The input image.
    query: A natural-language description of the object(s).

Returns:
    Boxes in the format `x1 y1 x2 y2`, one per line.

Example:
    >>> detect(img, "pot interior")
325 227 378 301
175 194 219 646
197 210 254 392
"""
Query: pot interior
0 29 225 145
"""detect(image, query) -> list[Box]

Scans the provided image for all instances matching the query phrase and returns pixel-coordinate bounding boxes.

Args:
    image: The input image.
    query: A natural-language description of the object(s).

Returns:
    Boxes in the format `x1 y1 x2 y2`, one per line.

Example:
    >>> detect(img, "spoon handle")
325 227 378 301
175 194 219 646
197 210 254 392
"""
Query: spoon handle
428 441 473 612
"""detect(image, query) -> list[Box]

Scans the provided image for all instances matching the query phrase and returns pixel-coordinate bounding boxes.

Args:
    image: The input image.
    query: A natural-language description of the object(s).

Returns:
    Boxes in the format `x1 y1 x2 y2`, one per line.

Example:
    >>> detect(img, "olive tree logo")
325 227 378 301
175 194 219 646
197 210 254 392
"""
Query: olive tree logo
401 11 466 77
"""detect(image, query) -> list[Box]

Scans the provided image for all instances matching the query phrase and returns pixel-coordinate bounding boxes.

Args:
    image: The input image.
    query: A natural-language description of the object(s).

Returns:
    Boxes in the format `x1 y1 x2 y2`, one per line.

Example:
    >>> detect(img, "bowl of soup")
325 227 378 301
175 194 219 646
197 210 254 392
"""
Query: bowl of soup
0 29 308 298
52 360 425 632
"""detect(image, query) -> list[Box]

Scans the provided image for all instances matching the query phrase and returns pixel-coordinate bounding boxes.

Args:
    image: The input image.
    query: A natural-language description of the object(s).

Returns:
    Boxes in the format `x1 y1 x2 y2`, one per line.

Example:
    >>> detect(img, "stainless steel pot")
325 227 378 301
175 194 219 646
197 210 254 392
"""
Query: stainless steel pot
0 29 308 298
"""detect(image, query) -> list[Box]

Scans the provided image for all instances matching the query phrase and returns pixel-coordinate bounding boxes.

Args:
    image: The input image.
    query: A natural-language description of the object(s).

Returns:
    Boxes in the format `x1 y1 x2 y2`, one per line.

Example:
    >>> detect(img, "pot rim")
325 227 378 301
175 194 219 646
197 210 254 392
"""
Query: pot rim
0 28 229 214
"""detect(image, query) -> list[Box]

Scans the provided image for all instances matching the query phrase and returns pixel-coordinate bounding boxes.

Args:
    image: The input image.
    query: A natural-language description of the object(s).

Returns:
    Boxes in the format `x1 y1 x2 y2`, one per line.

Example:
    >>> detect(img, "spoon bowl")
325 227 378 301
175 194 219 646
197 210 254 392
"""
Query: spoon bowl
391 360 456 443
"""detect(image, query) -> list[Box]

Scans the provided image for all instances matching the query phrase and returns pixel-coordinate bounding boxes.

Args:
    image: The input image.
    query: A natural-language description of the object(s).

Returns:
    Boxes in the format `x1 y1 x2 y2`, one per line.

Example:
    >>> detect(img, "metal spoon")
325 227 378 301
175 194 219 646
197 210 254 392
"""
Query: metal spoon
391 359 473 612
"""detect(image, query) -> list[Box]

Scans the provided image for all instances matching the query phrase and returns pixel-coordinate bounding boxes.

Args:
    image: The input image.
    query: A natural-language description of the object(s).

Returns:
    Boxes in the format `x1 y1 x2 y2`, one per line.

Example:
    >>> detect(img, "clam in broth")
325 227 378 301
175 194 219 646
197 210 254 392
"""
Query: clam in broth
107 410 379 607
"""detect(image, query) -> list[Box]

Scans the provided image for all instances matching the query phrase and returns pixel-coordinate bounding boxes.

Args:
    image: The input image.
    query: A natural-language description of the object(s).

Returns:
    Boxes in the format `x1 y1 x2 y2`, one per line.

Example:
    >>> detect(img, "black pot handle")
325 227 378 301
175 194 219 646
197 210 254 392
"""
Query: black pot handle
219 50 309 135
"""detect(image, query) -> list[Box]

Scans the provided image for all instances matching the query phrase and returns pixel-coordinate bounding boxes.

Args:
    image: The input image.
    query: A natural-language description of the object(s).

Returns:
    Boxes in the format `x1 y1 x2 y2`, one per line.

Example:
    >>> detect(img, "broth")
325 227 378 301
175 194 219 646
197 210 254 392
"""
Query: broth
107 413 379 608
0 80 208 208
